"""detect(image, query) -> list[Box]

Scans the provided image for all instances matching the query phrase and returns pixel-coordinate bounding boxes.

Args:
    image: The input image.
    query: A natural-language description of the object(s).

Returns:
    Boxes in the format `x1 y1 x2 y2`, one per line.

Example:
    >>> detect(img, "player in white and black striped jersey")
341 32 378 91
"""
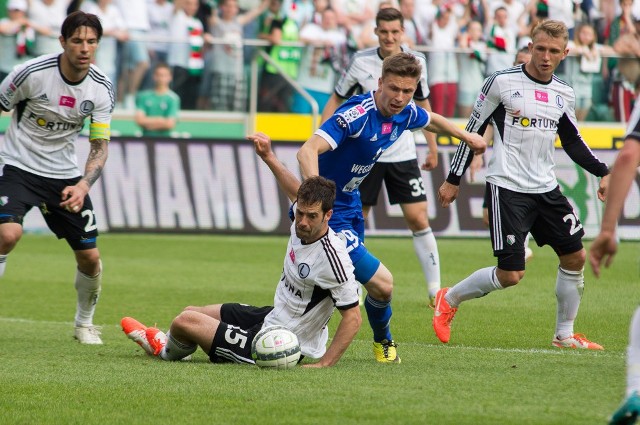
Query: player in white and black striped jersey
0 11 114 344
122 170 362 368
434 20 611 350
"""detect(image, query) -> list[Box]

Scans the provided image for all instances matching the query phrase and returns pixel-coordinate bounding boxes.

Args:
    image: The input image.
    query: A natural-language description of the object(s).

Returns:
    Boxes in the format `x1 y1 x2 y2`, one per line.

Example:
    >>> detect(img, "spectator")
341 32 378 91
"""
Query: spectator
0 0 34 81
487 0 527 41
331 0 374 49
399 0 427 47
565 22 614 121
607 0 637 123
199 0 268 111
135 63 180 137
28 0 70 55
457 20 487 119
168 0 207 110
81 0 128 87
292 7 347 114
145 0 175 87
257 0 301 112
429 4 459 117
485 5 516 75
114 0 151 109
614 15 640 123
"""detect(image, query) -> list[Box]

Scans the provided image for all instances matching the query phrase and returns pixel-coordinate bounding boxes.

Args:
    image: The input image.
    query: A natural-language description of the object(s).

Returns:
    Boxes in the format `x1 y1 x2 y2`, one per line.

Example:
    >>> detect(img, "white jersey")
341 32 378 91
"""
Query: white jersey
447 65 608 193
333 46 429 163
0 54 115 179
262 215 360 359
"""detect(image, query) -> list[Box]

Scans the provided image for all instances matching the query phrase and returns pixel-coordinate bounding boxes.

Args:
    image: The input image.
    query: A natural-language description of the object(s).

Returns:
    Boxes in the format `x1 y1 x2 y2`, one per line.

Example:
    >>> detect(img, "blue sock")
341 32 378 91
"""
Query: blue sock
364 295 392 342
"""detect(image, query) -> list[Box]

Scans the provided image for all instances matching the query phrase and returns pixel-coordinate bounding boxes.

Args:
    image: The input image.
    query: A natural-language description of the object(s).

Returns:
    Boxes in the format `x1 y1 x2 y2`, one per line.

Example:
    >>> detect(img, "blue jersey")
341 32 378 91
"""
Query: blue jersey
315 91 430 220
313 91 429 269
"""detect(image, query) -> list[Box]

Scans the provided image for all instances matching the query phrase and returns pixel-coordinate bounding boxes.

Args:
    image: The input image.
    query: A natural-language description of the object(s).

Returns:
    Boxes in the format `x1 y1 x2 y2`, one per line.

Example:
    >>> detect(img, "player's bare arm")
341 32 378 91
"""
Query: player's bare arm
589 139 640 276
248 132 301 202
416 99 438 170
426 113 486 154
320 93 345 123
60 138 108 213
297 135 332 180
302 305 361 368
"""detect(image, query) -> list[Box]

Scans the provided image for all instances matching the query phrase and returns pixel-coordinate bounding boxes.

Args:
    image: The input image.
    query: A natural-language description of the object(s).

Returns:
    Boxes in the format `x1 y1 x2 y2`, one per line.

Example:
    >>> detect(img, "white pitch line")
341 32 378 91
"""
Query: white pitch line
0 317 623 358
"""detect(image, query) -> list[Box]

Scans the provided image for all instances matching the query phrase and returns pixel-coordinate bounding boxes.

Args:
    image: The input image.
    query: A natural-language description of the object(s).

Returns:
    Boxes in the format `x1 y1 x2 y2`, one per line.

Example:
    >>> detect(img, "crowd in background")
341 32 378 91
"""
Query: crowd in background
1 0 640 122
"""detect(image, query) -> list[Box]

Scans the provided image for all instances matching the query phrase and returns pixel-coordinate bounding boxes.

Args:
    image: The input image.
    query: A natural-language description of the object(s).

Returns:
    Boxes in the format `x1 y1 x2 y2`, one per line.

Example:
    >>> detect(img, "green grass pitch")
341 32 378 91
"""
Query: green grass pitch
0 233 637 424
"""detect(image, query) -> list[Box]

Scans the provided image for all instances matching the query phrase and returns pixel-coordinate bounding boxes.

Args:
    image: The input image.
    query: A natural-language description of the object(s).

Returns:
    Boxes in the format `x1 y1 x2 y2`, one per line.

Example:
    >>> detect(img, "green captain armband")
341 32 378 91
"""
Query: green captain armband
90 122 110 141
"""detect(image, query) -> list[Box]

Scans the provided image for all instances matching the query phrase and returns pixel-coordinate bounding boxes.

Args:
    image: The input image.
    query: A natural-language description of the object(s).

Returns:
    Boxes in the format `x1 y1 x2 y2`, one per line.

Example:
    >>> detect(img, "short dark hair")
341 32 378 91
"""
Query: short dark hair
60 11 103 41
376 7 403 27
381 52 421 80
297 176 336 214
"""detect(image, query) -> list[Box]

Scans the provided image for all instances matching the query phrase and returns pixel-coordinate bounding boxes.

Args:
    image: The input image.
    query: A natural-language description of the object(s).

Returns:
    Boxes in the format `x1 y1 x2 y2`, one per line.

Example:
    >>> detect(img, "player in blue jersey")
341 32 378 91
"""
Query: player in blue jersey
292 52 486 362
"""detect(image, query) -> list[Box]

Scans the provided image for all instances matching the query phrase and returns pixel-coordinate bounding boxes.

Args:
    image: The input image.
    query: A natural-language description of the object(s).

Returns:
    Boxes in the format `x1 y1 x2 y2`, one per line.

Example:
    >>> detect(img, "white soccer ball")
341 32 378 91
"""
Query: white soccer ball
251 325 301 369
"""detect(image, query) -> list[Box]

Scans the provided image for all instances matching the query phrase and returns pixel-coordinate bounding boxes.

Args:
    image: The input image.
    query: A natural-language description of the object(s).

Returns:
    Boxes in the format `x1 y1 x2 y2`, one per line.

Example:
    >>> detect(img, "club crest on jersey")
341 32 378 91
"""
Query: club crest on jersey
381 122 392 134
344 105 366 123
390 127 399 141
555 95 564 109
298 263 310 279
59 96 76 108
534 90 548 103
80 100 94 114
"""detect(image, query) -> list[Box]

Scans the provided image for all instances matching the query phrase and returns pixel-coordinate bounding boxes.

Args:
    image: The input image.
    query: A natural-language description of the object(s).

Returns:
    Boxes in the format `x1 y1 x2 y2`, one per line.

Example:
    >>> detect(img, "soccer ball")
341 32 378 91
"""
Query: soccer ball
251 325 301 369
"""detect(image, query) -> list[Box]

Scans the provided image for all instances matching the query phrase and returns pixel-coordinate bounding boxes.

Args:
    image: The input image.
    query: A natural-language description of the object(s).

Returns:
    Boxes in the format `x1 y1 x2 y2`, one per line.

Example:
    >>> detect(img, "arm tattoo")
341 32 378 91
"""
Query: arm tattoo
82 138 109 188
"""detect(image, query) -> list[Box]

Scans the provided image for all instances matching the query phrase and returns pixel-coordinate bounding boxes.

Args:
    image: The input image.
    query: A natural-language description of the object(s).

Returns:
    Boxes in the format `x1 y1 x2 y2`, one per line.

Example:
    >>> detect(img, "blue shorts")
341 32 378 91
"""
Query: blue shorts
329 210 380 284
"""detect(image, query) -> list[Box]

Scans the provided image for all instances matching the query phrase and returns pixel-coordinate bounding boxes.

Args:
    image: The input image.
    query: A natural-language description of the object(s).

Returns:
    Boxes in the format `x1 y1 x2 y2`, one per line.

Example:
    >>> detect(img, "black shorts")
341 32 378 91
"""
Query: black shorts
359 159 427 206
0 165 98 250
486 183 584 271
209 303 274 364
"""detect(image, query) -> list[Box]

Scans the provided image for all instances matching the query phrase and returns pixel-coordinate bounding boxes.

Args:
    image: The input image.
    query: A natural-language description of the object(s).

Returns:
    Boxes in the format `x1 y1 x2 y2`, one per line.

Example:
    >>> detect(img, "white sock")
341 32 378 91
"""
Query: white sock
627 306 640 396
74 261 102 326
160 332 197 361
412 227 440 299
0 254 7 277
554 267 583 340
524 233 531 247
446 267 503 308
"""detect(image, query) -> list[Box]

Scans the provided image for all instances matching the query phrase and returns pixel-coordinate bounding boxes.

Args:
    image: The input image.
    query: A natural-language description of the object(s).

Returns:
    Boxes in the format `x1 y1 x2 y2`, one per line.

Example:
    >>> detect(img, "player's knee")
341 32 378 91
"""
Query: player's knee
0 224 22 252
559 248 586 270
75 249 101 275
496 269 525 287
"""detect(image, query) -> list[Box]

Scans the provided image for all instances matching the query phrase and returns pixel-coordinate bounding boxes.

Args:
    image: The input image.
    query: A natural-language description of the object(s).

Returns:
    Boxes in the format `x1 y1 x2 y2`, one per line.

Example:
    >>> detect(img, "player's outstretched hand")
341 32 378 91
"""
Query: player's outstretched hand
588 230 617 278
597 174 609 202
247 132 273 160
438 181 459 208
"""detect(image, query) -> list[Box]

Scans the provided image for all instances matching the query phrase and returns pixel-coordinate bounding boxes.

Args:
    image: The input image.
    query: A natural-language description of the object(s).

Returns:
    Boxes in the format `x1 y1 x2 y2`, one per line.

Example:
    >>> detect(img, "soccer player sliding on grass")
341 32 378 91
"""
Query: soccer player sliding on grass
436 20 610 350
122 174 362 368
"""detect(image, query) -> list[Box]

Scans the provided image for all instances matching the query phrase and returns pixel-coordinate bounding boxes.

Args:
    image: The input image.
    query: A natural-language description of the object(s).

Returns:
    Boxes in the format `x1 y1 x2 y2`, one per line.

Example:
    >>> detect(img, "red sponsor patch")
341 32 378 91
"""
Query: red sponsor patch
289 248 295 263
534 90 548 102
356 106 365 114
59 96 76 108
382 122 392 134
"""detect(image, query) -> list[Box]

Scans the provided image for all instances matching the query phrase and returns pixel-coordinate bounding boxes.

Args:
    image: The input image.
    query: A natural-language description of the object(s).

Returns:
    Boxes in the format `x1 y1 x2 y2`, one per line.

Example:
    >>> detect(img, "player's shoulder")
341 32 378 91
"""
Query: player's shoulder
403 46 427 64
87 65 115 93
336 93 376 125
351 47 380 62
10 54 59 87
